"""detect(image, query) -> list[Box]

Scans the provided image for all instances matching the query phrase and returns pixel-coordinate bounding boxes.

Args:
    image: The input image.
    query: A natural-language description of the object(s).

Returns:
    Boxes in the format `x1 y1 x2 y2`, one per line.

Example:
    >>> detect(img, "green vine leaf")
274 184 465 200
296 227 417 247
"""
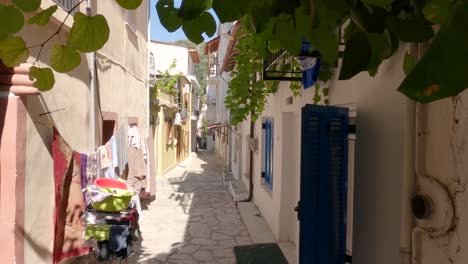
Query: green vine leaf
350 4 387 34
398 0 468 102
212 0 249 23
178 0 212 20
29 66 55 92
386 15 434 42
268 39 281 53
12 0 41 12
307 25 339 65
361 0 394 9
68 12 110 53
114 0 143 10
403 51 415 76
339 30 371 80
156 0 183 32
367 33 390 71
182 12 216 44
50 44 81 73
423 0 453 24
0 36 29 67
0 5 24 37
27 5 58 26
276 20 302 55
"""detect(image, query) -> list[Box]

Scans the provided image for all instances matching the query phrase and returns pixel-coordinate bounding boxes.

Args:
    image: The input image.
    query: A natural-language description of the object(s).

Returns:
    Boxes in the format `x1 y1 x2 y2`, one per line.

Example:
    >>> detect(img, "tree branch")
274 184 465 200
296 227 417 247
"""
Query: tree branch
28 0 86 64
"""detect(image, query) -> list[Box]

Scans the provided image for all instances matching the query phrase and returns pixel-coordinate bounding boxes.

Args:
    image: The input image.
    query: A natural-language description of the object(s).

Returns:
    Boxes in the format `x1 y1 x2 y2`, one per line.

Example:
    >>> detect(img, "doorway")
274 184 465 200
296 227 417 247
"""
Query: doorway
299 104 349 264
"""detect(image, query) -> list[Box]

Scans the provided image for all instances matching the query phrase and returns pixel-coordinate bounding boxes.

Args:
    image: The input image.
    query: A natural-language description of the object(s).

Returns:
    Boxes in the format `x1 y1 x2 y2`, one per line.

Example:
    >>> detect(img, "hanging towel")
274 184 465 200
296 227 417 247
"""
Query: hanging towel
110 135 118 168
128 125 141 149
109 225 130 252
80 154 88 189
52 129 90 263
85 152 100 188
128 147 147 186
98 145 110 169
115 124 128 176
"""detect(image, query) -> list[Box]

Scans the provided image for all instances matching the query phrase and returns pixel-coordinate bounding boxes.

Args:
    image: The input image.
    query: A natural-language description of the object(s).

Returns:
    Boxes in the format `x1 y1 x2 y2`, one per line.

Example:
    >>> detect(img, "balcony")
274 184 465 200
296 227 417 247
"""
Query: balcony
53 0 77 11
209 64 219 77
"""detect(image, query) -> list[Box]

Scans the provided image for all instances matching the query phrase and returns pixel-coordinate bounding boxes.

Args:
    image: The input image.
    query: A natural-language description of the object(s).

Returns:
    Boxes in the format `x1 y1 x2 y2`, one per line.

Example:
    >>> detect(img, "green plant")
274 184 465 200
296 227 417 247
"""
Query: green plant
156 0 468 104
1 0 467 105
224 17 302 125
153 59 182 97
0 0 122 91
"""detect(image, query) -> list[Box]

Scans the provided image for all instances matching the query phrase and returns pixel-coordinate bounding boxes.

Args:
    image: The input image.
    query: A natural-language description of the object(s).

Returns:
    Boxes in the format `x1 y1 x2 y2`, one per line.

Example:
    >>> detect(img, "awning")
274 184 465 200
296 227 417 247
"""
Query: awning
207 123 230 136
153 99 179 109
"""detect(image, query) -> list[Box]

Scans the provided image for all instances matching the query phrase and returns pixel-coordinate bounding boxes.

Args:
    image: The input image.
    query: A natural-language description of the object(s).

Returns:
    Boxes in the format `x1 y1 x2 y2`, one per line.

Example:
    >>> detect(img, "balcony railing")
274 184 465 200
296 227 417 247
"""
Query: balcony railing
54 0 77 12
209 64 219 77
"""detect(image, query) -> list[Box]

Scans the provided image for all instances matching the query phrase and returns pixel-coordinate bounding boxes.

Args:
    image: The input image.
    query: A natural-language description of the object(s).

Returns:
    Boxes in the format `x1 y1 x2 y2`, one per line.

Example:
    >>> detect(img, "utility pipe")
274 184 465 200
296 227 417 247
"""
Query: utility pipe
400 43 455 264
87 0 96 150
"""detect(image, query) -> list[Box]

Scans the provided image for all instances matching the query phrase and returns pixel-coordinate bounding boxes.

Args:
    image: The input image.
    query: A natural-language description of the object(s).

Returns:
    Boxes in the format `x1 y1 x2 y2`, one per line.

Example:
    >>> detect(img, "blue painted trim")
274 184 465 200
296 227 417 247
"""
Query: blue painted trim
299 104 349 264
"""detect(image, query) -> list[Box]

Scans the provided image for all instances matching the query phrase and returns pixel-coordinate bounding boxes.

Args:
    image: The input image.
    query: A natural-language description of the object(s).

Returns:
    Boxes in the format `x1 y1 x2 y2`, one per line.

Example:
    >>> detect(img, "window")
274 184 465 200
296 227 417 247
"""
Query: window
54 0 76 11
261 118 274 190
101 112 118 145
125 10 137 33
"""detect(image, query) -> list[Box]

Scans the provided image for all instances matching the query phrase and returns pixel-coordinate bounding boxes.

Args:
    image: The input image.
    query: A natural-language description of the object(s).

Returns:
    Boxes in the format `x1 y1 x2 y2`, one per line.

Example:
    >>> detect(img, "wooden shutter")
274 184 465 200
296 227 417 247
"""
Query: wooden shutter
299 104 349 264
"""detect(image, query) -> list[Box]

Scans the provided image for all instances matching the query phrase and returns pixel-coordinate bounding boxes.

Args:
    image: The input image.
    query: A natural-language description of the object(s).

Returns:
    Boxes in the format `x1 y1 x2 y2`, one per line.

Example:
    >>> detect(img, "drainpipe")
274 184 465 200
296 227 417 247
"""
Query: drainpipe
399 101 416 264
87 0 96 150
399 44 455 264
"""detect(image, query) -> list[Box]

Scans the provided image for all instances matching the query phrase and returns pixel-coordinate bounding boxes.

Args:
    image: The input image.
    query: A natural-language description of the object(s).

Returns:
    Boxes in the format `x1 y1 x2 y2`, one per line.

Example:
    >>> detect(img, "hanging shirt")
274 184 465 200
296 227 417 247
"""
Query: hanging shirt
128 125 141 150
97 145 110 169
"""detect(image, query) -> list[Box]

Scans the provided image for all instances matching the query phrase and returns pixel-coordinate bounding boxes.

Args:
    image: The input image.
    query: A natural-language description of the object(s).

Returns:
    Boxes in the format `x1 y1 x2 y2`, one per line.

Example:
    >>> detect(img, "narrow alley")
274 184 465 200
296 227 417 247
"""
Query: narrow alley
136 152 252 264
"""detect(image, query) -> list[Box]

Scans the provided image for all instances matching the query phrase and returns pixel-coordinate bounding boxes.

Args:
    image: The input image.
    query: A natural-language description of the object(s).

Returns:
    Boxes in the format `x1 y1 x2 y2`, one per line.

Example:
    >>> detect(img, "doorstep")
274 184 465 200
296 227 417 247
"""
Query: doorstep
228 178 249 202
236 202 298 264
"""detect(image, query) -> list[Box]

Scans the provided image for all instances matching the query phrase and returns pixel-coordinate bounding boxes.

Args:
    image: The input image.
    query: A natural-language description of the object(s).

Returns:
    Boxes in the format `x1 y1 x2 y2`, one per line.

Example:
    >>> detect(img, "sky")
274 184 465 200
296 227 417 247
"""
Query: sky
150 0 219 42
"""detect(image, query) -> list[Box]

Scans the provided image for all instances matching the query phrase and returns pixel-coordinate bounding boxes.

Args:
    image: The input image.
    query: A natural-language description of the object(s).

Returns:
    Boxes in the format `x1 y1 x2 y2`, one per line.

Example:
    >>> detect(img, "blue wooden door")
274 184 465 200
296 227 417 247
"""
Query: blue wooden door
299 104 349 264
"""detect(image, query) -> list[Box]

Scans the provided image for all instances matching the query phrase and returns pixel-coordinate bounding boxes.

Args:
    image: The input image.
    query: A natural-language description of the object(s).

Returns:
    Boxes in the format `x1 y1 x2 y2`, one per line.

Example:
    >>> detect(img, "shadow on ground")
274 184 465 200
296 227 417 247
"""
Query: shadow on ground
72 151 252 264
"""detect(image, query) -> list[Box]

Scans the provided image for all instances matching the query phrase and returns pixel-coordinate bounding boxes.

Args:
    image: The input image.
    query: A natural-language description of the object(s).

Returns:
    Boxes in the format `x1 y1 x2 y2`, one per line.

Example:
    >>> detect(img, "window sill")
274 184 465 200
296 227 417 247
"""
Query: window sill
125 23 138 36
260 179 273 198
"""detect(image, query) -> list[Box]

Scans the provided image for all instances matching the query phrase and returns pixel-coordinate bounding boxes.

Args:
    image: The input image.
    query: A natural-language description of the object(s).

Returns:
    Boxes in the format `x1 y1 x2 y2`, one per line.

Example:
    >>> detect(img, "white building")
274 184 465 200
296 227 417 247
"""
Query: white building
204 24 234 163
217 18 468 264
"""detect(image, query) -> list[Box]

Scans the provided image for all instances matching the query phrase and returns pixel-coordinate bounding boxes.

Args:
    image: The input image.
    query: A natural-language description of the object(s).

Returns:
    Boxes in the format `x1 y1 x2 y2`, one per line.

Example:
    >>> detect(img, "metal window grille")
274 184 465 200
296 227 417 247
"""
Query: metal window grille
262 118 274 190
54 0 77 12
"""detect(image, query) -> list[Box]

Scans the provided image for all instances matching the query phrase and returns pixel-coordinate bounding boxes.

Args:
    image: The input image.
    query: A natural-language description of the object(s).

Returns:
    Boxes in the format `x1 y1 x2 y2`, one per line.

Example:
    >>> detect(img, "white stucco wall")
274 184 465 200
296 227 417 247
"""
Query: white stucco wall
150 42 189 76
329 45 413 264
237 44 413 264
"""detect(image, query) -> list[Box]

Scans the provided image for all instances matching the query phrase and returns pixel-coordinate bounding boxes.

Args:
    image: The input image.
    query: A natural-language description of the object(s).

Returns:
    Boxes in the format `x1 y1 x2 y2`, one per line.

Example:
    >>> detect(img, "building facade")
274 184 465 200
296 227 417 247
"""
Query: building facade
205 24 235 168
0 0 151 263
218 20 468 264
149 41 200 176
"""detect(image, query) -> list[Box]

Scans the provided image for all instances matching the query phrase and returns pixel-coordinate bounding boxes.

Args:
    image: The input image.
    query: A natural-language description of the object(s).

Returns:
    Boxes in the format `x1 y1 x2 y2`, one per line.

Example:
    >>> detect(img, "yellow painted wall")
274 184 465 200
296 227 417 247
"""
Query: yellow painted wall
154 78 193 176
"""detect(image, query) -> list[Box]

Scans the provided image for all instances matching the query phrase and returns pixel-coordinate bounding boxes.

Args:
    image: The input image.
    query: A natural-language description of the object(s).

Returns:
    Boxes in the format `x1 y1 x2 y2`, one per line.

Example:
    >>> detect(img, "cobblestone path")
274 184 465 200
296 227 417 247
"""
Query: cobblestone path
135 152 252 264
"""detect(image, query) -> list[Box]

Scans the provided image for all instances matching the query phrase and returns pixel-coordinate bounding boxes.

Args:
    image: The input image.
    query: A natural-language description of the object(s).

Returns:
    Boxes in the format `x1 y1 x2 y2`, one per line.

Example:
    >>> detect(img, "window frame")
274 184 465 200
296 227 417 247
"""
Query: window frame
261 117 274 191
124 9 137 34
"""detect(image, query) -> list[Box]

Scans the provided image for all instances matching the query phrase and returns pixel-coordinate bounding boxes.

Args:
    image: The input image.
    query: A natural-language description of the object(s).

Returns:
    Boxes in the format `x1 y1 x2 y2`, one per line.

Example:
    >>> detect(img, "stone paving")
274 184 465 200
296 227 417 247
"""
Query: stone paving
70 151 252 264
135 151 252 264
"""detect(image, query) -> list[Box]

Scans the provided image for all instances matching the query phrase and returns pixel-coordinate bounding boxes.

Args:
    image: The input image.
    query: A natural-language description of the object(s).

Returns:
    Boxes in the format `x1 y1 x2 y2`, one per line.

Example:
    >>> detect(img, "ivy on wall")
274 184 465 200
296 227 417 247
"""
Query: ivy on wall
152 59 182 98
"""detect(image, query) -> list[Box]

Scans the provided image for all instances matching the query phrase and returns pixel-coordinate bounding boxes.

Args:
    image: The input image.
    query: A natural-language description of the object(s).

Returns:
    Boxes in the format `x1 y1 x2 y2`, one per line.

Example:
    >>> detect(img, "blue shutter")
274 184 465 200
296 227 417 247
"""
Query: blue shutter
262 119 274 190
299 104 349 264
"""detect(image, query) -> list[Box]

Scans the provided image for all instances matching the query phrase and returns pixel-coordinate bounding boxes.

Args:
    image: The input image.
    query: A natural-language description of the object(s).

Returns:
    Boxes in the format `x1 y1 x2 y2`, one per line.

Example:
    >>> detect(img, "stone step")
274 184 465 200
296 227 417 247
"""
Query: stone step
228 178 249 202
222 171 234 187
